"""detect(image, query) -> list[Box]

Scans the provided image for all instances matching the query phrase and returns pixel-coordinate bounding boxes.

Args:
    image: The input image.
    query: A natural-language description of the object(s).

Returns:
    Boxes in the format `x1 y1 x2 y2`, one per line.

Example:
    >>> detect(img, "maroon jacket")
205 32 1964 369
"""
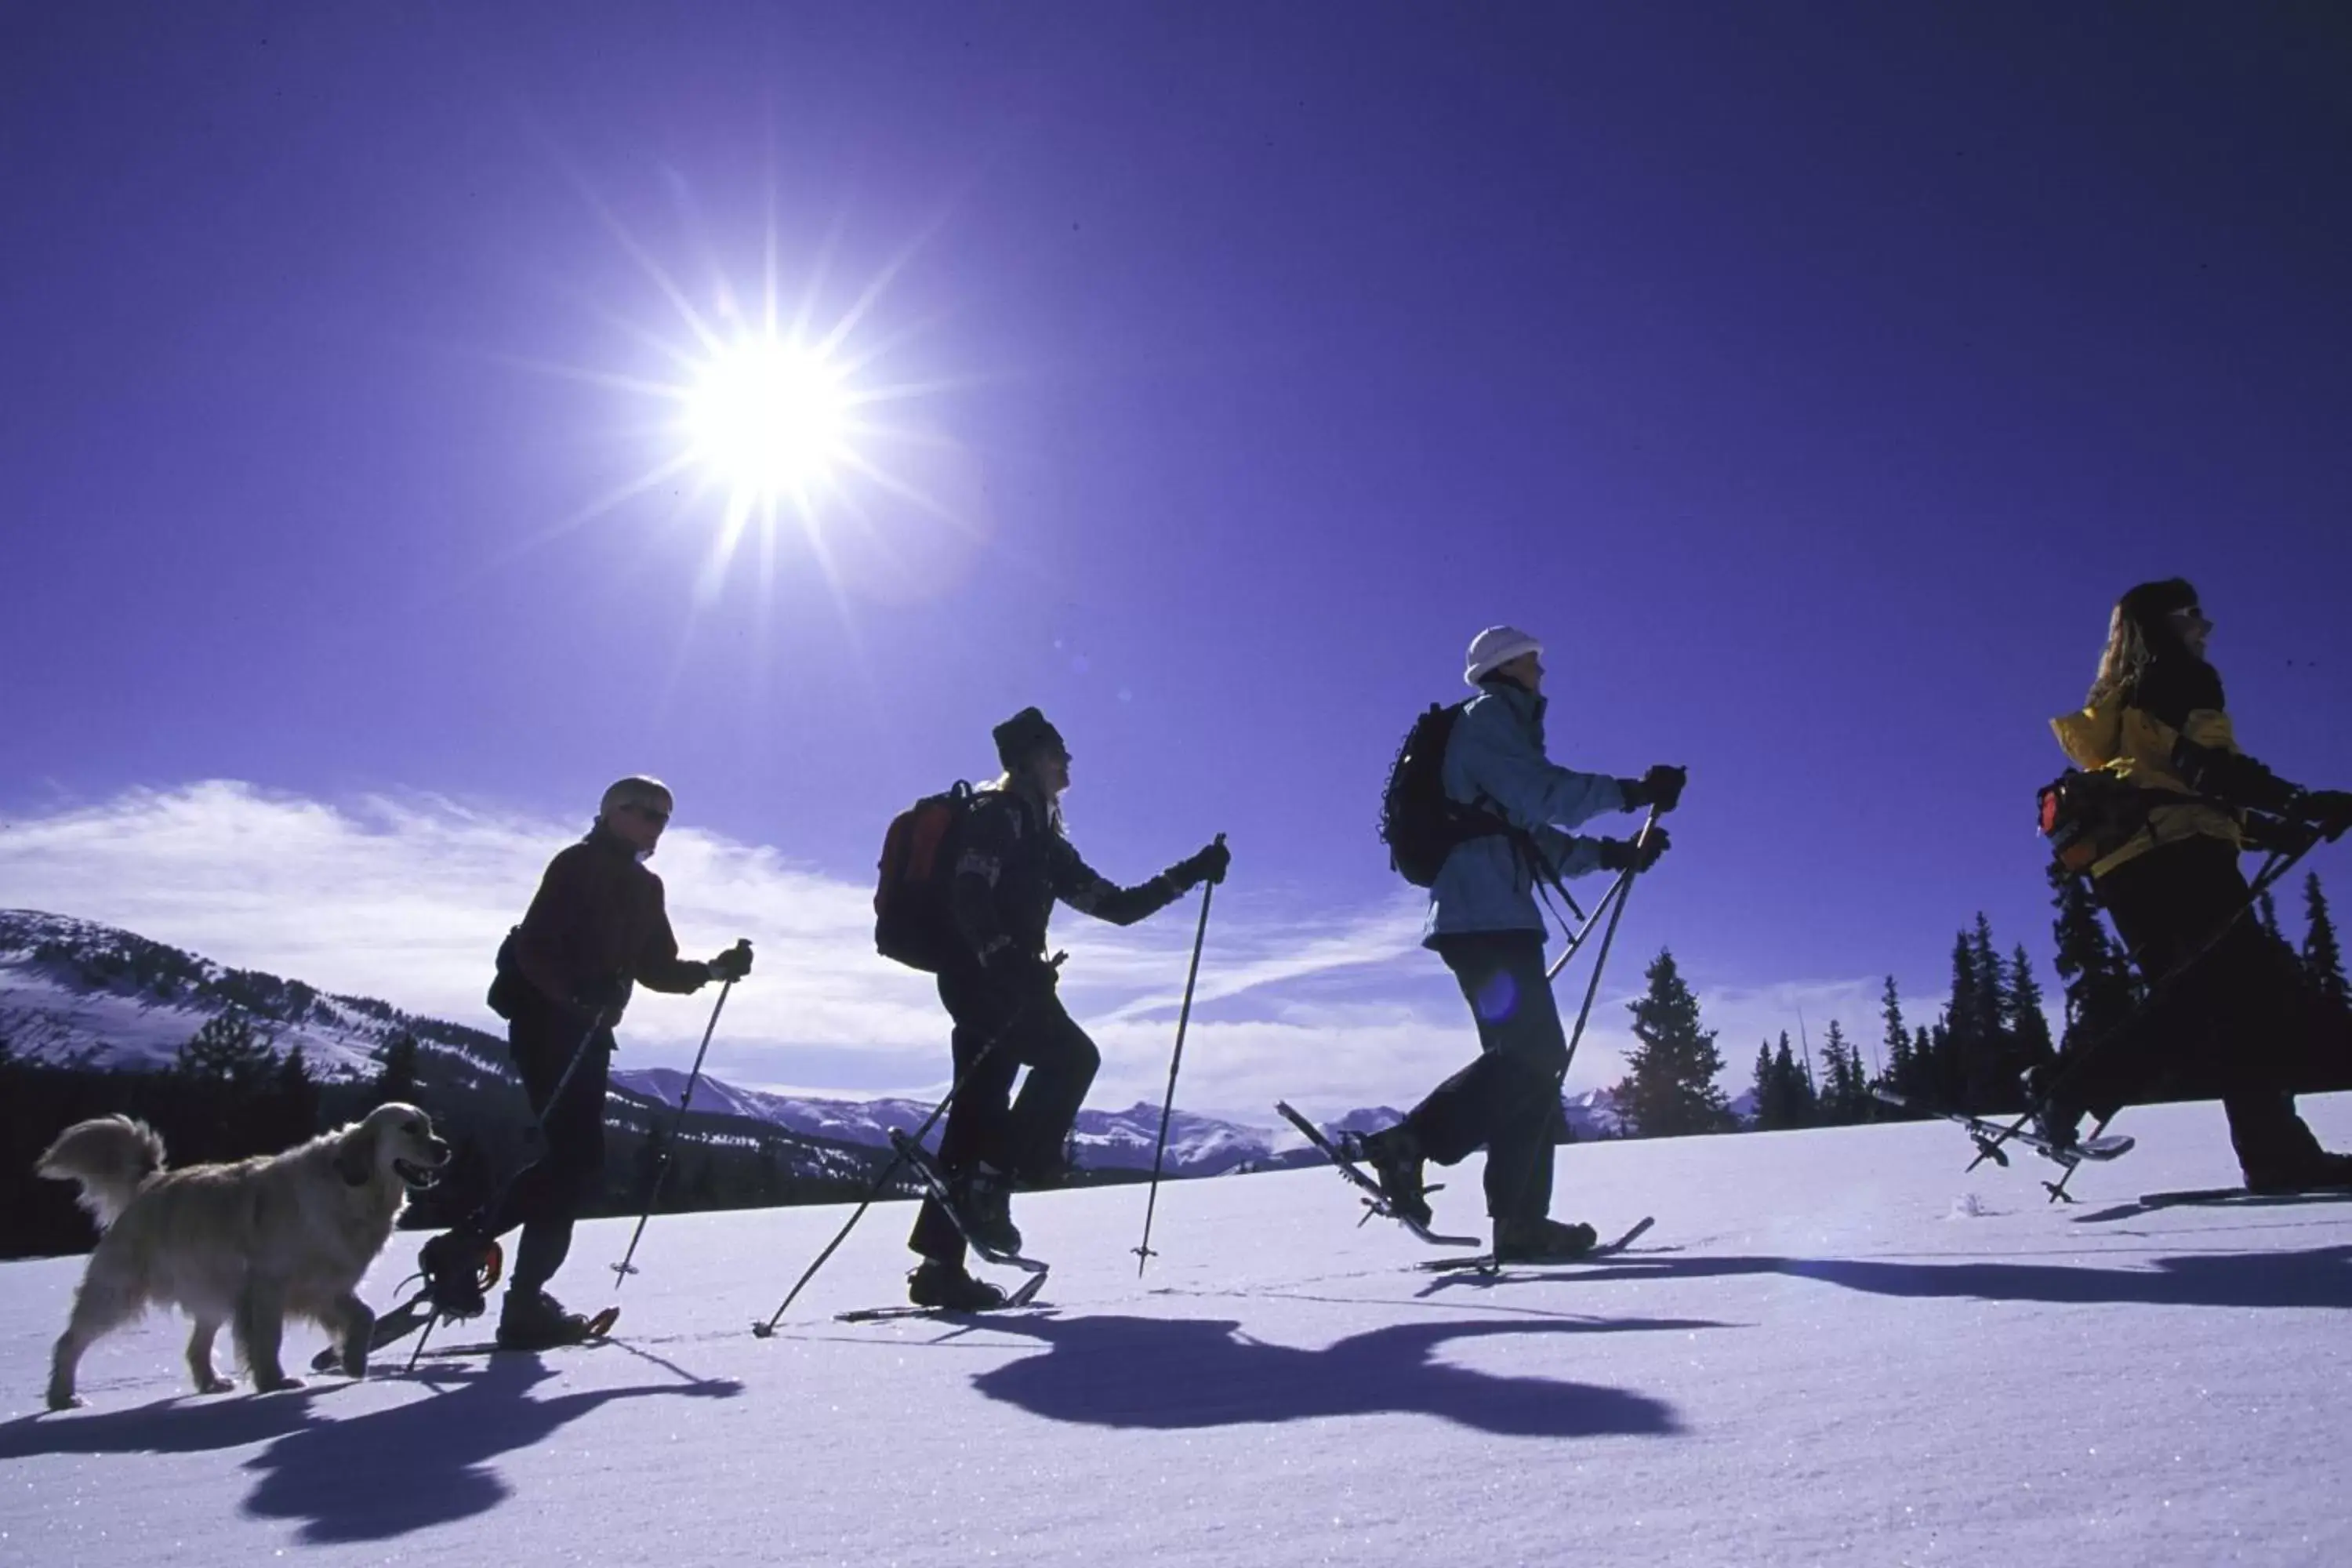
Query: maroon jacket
511 825 711 1025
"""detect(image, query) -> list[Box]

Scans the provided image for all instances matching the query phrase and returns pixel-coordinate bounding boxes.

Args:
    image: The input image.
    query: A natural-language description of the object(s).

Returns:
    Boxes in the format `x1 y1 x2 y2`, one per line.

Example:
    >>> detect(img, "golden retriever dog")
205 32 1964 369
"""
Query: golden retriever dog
36 1102 449 1410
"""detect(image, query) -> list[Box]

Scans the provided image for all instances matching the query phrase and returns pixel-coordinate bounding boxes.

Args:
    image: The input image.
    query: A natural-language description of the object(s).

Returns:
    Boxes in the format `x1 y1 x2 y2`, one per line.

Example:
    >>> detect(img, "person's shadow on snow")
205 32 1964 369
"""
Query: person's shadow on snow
963 1312 1715 1436
1426 1245 2352 1311
238 1352 740 1544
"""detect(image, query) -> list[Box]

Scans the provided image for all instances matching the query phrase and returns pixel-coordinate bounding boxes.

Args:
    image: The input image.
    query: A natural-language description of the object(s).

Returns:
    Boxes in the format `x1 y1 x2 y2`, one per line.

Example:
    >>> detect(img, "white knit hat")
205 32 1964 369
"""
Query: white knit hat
1464 625 1542 686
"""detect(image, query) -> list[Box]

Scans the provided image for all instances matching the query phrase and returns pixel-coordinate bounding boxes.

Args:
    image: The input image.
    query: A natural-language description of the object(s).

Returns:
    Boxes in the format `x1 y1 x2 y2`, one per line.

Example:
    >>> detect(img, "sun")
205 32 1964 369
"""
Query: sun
684 336 852 499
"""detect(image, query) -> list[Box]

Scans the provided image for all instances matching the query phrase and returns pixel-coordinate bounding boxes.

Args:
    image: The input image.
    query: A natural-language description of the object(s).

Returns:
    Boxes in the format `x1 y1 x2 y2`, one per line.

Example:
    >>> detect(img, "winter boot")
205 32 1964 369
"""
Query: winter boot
1354 1123 1432 1229
496 1289 595 1351
2243 1149 2352 1196
907 1259 1009 1312
1494 1215 1599 1265
2023 1065 2082 1156
949 1167 1023 1258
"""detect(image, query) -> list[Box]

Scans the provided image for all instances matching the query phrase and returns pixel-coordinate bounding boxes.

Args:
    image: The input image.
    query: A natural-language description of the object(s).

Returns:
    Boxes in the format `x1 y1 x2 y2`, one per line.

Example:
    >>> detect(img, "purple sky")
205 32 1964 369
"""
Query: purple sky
6 5 2351 1096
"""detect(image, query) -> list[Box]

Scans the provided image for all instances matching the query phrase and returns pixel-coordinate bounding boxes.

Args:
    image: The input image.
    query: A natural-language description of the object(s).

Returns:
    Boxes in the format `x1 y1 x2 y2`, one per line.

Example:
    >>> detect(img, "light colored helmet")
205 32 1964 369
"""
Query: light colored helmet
599 775 674 816
1464 626 1542 687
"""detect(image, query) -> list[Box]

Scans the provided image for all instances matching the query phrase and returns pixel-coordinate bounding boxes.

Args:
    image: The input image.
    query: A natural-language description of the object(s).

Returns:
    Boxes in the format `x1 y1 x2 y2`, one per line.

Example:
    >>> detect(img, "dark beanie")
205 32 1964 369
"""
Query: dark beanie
993 707 1067 770
2117 578 2199 630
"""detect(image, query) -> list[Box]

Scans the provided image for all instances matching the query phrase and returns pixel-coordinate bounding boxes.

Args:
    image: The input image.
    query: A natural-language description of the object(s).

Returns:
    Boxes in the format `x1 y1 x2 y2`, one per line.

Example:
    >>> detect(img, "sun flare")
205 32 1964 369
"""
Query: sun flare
684 336 852 499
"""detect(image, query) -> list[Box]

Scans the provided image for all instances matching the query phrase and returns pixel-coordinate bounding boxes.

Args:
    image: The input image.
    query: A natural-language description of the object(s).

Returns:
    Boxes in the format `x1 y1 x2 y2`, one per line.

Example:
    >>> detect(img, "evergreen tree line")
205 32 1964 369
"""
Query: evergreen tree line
1611 871 2352 1141
2 1016 890 1260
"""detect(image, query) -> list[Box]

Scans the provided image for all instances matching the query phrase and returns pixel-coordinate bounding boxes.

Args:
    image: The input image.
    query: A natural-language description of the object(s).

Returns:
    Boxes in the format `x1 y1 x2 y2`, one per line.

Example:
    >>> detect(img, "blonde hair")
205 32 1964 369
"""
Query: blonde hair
2086 578 2199 708
2086 602 2159 709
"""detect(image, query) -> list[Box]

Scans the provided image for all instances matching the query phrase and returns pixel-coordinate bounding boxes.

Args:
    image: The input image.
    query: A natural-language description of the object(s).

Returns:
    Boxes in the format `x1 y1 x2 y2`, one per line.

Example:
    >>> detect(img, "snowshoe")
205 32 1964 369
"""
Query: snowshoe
906 1260 1009 1312
950 1167 1023 1258
496 1290 608 1352
1352 1124 1434 1230
1494 1215 1599 1265
1273 1100 1480 1248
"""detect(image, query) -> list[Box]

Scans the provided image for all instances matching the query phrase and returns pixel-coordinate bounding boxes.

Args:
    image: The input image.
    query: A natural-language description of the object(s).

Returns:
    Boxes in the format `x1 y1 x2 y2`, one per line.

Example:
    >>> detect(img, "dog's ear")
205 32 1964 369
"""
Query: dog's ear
332 1122 376 1187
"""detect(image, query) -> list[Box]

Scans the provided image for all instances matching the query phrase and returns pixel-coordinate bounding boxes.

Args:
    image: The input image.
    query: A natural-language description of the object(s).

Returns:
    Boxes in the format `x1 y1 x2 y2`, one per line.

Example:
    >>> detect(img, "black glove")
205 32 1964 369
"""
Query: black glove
1170 837 1231 889
1617 765 1688 815
2298 789 2352 843
2173 736 2299 815
1595 827 1671 873
707 940 754 983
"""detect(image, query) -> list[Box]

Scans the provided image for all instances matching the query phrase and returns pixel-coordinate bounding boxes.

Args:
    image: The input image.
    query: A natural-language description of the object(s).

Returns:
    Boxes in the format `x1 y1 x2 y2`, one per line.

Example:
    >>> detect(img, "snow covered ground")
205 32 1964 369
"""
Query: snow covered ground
4 1095 2347 1566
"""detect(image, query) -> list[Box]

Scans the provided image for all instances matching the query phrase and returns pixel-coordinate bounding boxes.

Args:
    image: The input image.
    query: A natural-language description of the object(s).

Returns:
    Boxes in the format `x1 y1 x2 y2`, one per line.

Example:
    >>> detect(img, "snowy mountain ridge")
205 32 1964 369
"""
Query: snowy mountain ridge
2 909 1648 1180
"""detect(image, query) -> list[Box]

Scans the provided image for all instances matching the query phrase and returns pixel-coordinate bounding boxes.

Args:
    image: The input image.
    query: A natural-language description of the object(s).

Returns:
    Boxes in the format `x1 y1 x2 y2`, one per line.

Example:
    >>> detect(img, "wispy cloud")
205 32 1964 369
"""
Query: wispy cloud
0 782 1899 1117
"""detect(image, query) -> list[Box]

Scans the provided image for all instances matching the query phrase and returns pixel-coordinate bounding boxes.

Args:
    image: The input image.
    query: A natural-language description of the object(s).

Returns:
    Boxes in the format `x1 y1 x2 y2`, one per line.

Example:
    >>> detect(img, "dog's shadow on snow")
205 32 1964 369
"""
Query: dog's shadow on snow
238 1353 741 1543
0 1353 739 1544
961 1312 1715 1436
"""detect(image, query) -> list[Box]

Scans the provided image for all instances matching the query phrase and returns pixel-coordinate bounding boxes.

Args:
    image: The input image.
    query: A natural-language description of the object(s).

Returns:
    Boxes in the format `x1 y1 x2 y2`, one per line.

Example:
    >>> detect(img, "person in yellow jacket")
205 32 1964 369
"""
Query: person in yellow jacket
2035 578 2352 1192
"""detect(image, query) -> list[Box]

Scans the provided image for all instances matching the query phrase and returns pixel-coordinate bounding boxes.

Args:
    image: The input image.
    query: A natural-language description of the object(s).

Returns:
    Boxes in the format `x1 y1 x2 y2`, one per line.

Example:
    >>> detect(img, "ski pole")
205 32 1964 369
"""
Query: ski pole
1133 834 1225 1276
1504 808 1662 1221
1555 807 1662 1088
1546 863 1634 983
609 941 751 1289
751 956 1062 1337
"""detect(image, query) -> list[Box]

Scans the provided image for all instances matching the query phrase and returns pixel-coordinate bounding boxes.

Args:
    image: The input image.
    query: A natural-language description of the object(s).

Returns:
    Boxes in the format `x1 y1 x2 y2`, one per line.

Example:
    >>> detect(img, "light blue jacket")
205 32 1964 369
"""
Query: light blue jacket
1424 681 1628 946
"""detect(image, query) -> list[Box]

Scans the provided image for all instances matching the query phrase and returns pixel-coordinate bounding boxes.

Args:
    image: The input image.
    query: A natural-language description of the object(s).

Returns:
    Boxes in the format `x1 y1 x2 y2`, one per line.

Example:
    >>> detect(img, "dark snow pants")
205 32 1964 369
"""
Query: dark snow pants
908 967 1100 1267
484 1010 613 1295
1405 931 1567 1223
2063 837 2328 1181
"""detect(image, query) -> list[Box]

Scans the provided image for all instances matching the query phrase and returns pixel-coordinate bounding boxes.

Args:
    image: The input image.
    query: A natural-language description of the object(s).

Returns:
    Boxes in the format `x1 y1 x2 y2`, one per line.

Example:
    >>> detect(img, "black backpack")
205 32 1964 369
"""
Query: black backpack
1380 702 1513 887
874 782 974 971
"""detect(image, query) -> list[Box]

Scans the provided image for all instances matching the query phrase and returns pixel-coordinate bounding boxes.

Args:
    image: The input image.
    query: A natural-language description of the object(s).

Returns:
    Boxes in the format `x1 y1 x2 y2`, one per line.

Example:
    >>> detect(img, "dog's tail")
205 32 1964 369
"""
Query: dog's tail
36 1116 168 1229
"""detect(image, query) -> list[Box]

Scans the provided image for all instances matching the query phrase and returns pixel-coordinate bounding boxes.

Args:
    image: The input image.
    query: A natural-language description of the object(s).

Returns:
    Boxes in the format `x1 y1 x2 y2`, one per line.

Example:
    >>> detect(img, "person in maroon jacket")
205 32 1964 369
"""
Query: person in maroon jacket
487 775 752 1348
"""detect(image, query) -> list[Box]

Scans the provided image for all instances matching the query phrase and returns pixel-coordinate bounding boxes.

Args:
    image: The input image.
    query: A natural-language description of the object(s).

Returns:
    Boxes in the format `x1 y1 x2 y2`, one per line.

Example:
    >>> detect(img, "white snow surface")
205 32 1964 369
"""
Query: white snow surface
4 1096 2347 1566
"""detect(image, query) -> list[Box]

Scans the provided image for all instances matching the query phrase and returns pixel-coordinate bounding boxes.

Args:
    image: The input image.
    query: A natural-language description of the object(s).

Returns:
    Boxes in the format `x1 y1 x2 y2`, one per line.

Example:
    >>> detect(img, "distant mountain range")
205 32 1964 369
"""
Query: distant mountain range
2 909 1687 1185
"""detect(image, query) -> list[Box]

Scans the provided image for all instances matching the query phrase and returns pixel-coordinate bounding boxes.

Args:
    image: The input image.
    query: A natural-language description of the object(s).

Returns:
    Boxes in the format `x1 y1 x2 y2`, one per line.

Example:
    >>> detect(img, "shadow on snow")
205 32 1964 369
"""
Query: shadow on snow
0 1352 741 1544
964 1312 1715 1436
1419 1245 2352 1311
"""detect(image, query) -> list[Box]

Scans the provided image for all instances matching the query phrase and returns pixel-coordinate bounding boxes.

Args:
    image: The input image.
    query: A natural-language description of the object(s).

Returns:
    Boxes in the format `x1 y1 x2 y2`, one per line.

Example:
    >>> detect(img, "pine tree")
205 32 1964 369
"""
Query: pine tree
372 1032 423 1108
1958 916 2017 1111
1936 932 1978 1110
1813 1021 1842 1123
2303 874 2349 1013
2049 862 2140 1062
1749 1042 1783 1131
1773 1032 1817 1127
272 1044 321 1143
1611 949 1732 1138
2006 944 2056 1074
177 1012 274 1089
1878 976 1911 1106
2259 891 2285 946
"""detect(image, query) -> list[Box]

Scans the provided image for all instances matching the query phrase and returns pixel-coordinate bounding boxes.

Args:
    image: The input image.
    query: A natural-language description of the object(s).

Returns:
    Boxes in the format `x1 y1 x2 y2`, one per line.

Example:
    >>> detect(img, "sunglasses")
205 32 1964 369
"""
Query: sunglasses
622 802 671 825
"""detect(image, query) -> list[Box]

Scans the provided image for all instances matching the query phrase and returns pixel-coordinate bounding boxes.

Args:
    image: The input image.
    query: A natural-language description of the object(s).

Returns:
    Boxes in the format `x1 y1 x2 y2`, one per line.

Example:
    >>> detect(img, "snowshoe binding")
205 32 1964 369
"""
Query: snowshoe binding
496 1290 616 1352
906 1259 1010 1312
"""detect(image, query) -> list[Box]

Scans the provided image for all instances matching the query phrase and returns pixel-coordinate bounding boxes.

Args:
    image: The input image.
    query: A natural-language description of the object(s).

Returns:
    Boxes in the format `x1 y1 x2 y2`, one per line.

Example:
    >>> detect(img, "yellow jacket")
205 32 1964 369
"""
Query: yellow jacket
2050 691 2242 876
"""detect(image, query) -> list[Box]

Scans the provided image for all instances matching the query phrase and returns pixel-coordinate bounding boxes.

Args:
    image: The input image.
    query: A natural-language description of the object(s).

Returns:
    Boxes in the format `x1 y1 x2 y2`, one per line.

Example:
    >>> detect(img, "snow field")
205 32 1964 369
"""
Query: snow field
2 1094 2347 1567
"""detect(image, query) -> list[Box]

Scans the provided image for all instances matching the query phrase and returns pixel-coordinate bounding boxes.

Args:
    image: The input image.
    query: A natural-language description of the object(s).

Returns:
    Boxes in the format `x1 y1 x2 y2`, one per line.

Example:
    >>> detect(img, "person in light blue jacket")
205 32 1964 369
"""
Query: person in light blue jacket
1361 626 1683 1261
